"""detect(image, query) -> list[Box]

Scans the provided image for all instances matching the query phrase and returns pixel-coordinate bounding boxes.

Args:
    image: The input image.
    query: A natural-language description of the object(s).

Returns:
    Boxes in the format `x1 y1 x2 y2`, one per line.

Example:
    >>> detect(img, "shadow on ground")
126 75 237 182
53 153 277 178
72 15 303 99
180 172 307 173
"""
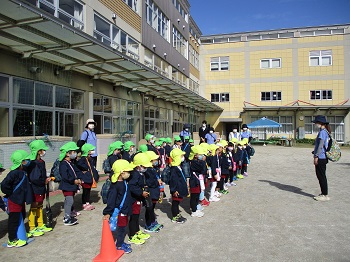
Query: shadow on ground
259 179 315 198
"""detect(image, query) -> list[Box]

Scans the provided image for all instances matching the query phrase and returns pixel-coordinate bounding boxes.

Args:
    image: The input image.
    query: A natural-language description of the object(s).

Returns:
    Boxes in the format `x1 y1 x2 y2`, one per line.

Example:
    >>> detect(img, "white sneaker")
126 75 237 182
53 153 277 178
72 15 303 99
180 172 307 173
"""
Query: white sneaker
224 186 229 190
196 204 204 211
191 210 204 217
230 182 237 186
225 183 232 187
313 194 330 201
209 196 220 202
214 191 222 197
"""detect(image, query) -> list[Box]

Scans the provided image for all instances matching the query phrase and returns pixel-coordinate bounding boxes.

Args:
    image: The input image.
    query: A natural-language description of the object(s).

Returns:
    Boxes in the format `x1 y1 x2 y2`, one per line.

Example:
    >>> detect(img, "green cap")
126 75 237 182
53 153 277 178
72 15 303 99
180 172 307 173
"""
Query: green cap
10 150 30 170
0 163 5 172
155 141 163 147
59 142 79 161
145 133 154 141
165 137 172 144
184 136 190 140
159 138 166 142
108 141 124 156
124 141 136 151
81 143 96 157
29 140 49 160
138 144 148 153
189 139 194 143
174 135 181 142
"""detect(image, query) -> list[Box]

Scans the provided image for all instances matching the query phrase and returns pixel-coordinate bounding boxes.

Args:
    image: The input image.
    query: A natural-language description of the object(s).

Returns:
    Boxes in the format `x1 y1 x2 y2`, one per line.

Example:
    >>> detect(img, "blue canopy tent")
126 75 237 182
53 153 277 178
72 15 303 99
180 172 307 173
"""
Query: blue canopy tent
247 117 282 143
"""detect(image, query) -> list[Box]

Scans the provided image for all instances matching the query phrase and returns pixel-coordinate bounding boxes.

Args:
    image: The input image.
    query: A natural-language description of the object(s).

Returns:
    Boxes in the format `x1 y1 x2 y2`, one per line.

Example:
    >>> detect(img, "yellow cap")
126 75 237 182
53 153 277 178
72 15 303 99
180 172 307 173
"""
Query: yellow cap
144 151 159 161
132 152 152 168
111 159 134 183
189 145 207 160
170 148 186 167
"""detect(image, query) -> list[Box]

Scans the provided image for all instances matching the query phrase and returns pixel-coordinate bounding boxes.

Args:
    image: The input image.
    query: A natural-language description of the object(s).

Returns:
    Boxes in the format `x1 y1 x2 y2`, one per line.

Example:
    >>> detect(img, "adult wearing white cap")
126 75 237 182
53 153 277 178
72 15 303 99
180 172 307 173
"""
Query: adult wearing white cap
80 119 98 167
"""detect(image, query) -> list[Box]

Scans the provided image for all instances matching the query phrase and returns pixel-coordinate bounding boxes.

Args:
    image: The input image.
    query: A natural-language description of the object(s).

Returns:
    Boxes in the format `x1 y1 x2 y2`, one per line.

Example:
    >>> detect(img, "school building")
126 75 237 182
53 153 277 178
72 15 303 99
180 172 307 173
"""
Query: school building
0 0 349 171
200 24 350 142
0 0 221 170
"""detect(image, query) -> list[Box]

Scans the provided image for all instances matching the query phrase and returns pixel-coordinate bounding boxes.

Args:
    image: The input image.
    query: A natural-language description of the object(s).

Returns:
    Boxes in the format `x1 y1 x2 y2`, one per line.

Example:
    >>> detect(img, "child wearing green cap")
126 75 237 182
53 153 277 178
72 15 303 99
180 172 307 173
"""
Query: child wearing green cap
0 163 6 212
58 142 82 226
106 141 124 177
77 143 98 211
122 141 136 162
27 140 52 237
1 150 33 247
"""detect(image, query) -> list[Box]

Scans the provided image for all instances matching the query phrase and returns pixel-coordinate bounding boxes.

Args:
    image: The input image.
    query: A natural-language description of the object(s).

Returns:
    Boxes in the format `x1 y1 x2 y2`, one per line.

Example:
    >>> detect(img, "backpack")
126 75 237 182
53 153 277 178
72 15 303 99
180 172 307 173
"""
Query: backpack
102 158 111 174
77 130 89 153
161 166 170 184
324 130 341 162
100 178 111 204
50 158 61 183
249 146 255 157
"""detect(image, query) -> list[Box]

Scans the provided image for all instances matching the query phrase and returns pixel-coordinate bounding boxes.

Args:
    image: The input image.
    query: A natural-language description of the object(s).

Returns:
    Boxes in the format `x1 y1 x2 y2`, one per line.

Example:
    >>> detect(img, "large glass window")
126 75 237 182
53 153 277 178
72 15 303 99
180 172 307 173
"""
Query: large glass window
144 105 169 137
309 50 332 66
173 27 188 59
146 0 169 41
13 79 34 105
123 0 138 13
310 90 332 100
261 91 282 101
210 56 229 71
35 83 53 107
0 76 9 102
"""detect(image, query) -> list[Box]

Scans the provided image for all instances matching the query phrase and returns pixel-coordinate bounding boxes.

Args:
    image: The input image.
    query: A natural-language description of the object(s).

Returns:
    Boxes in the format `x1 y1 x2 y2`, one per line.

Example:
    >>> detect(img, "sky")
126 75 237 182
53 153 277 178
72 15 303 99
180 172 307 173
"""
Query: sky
189 0 350 36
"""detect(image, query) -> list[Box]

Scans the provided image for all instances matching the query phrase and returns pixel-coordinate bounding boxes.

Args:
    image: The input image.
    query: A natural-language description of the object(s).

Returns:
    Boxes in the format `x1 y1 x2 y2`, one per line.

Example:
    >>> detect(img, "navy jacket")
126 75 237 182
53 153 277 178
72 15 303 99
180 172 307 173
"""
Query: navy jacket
28 159 47 195
220 153 230 175
147 144 158 154
58 160 81 192
122 151 133 163
76 157 93 184
128 170 145 204
103 180 131 216
169 166 188 197
181 143 191 159
209 154 224 176
164 145 172 157
1 169 33 205
189 159 206 189
107 154 120 177
144 167 160 200
234 148 244 164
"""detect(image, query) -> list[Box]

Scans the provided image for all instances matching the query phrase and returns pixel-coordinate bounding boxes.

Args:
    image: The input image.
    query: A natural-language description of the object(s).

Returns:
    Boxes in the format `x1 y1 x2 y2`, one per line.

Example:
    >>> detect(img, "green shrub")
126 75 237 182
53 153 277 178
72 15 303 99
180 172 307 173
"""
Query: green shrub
295 138 315 144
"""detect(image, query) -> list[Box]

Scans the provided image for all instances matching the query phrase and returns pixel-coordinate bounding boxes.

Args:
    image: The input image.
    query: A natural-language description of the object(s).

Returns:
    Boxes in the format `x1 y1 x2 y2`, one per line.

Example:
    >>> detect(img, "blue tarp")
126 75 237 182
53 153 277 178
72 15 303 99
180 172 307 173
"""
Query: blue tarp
247 117 282 128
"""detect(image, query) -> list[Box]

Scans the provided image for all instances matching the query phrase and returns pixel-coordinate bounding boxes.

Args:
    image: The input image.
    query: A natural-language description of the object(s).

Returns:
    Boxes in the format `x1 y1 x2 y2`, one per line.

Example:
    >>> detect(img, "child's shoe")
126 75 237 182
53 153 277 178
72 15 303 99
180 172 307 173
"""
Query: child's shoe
70 210 81 217
219 189 229 195
214 191 222 197
237 174 244 179
144 224 160 233
243 172 249 177
37 224 53 232
136 230 150 240
230 182 237 186
7 239 26 248
117 242 132 253
225 182 232 187
63 217 78 226
196 204 204 211
209 196 220 202
232 176 238 181
29 228 45 237
200 199 210 206
191 210 204 217
153 220 164 229
83 203 95 211
128 235 145 245
177 214 187 223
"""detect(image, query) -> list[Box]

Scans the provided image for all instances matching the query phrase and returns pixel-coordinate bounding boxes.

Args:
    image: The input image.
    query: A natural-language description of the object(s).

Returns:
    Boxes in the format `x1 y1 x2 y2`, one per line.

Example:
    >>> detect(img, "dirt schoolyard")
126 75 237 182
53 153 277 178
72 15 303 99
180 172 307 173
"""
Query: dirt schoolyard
0 145 349 262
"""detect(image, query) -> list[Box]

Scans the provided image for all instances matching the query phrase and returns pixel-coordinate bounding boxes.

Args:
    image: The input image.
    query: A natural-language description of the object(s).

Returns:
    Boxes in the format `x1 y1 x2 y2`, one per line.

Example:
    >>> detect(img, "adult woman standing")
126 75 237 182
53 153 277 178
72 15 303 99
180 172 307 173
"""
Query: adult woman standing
312 115 331 201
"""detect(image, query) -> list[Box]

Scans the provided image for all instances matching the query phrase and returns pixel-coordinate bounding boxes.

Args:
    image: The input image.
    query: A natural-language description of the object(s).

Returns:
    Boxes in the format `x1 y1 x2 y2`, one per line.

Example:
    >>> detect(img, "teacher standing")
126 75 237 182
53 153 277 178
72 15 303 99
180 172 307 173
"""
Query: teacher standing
80 119 98 168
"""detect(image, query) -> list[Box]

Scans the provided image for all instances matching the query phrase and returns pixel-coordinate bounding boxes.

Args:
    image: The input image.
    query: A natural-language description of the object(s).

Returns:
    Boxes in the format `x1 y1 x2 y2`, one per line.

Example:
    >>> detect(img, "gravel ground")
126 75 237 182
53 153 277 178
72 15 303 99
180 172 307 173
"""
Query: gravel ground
0 145 349 262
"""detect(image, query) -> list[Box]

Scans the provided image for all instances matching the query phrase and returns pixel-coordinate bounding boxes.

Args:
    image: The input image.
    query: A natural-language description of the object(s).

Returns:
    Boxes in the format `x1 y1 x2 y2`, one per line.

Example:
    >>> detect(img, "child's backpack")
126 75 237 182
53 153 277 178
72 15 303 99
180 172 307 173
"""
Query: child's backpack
325 131 341 162
100 178 111 204
50 158 61 183
102 158 111 174
161 166 170 184
249 146 255 157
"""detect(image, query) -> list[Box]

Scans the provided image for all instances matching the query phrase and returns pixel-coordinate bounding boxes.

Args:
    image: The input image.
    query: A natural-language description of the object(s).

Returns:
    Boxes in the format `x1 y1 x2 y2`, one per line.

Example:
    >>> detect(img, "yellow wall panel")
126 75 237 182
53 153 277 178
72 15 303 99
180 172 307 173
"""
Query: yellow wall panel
297 35 343 43
249 38 292 46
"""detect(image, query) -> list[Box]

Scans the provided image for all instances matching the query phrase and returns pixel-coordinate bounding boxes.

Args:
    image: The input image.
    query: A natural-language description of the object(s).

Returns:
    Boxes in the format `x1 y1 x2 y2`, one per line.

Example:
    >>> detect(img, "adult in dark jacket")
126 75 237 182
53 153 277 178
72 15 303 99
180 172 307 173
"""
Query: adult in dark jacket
169 148 188 224
199 120 210 144
103 159 134 253
58 142 82 226
1 150 33 247
27 140 52 236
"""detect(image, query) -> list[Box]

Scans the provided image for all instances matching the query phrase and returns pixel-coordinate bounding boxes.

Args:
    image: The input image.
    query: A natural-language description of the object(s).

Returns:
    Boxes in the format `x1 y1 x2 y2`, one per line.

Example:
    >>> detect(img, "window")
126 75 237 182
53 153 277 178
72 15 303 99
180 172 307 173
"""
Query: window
261 91 282 101
189 45 199 69
310 90 332 100
211 93 230 102
210 56 229 71
94 14 139 60
172 0 188 22
260 58 281 69
309 50 332 66
173 27 188 58
123 0 138 13
145 0 169 41
144 105 169 137
27 0 84 30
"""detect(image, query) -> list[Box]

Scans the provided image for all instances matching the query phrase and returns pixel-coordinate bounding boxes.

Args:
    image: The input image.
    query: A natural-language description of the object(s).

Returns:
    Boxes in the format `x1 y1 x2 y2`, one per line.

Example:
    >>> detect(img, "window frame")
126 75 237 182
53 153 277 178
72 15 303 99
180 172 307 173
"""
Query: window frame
261 91 282 101
260 58 282 69
210 56 229 71
309 90 333 100
211 92 230 103
309 50 332 66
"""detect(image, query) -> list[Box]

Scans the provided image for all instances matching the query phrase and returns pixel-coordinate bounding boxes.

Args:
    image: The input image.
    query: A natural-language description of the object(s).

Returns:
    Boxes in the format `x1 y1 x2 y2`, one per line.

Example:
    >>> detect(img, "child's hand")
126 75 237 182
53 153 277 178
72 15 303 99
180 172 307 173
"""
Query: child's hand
142 191 149 198
45 178 51 184
103 214 110 221
74 179 81 185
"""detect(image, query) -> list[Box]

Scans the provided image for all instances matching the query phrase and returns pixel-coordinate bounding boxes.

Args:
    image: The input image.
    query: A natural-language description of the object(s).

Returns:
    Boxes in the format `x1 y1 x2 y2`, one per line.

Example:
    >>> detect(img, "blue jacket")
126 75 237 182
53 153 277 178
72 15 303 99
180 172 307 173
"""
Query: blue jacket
103 180 131 216
128 170 145 204
144 167 160 200
80 130 98 157
1 169 33 205
58 160 81 192
76 157 93 184
169 166 188 197
28 159 47 195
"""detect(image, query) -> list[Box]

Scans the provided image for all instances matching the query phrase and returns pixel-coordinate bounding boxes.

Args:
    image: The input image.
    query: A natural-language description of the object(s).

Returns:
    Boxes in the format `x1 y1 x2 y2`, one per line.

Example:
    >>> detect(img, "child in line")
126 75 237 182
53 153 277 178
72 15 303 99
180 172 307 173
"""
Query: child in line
198 143 210 207
107 141 124 167
0 163 6 212
145 134 158 154
58 142 82 226
77 143 97 211
173 136 183 149
122 141 136 162
189 145 206 218
27 140 52 237
128 153 152 244
225 142 237 186
208 144 221 202
144 151 163 232
235 141 245 179
217 142 230 195
169 148 188 223
103 159 134 254
241 138 250 177
1 150 33 247
164 137 172 160
155 140 166 169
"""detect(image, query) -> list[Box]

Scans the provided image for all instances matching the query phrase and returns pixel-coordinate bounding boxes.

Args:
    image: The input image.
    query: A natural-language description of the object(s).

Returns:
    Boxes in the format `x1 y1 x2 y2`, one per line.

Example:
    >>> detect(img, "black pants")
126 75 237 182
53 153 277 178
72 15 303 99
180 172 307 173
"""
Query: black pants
145 203 156 227
218 177 224 190
128 214 140 238
82 187 91 205
242 165 247 174
8 212 22 241
315 158 328 195
190 193 199 212
116 226 126 247
171 200 180 217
